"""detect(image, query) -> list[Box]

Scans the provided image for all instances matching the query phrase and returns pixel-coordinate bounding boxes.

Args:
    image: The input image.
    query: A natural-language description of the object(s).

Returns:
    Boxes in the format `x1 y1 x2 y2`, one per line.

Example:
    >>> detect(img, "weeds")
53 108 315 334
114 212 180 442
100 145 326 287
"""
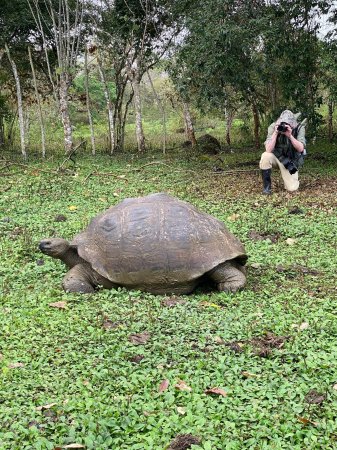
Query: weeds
0 143 336 449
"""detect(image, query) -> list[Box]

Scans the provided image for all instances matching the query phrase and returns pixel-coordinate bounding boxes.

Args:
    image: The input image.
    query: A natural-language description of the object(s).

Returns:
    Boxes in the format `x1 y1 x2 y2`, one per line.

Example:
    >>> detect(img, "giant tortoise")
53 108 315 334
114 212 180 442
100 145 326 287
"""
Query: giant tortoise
39 193 247 294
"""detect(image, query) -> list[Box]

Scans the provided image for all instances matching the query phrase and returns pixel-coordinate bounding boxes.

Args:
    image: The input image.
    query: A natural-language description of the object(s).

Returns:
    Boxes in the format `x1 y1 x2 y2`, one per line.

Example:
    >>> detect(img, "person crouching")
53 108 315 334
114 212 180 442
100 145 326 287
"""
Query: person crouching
260 110 307 194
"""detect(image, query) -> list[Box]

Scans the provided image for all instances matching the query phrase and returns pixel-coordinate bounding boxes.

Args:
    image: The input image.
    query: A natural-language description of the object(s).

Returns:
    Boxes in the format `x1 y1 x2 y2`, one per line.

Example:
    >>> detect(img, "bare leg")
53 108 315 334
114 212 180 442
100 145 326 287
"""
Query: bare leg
63 264 95 293
208 261 246 293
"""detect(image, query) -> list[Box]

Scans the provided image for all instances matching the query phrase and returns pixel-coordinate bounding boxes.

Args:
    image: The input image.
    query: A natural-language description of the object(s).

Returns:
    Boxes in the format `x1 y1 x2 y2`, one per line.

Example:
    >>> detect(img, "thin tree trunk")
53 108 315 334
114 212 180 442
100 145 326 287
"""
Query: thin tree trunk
132 74 146 152
224 108 234 146
5 44 26 158
28 46 46 157
0 114 4 146
97 52 115 154
59 71 73 154
328 98 334 143
120 90 134 152
84 47 95 155
182 101 197 147
252 102 260 149
147 70 166 154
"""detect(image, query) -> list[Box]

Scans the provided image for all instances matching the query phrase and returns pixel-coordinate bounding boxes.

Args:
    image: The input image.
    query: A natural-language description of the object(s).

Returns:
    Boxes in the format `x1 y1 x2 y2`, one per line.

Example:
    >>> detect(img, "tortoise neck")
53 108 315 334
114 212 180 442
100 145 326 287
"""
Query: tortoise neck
61 247 85 268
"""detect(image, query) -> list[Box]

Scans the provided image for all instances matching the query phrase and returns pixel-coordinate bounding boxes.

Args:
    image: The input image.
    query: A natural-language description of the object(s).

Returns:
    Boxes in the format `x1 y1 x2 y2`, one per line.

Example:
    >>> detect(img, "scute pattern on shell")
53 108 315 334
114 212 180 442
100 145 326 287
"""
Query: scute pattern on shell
72 193 247 288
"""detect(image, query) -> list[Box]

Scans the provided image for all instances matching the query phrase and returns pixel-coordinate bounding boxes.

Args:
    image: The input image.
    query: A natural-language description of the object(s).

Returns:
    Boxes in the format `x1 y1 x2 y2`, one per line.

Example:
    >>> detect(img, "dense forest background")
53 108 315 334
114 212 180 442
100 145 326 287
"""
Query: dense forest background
1 0 337 158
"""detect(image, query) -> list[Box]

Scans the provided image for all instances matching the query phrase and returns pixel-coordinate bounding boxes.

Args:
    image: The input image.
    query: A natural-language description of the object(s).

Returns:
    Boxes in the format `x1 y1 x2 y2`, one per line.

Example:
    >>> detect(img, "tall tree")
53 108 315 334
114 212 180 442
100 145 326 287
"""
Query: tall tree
28 0 85 154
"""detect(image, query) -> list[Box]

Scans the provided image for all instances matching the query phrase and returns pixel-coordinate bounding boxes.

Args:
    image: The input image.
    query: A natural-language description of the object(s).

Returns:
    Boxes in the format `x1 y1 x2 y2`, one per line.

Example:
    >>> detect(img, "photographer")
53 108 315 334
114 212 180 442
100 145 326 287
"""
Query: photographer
259 110 306 194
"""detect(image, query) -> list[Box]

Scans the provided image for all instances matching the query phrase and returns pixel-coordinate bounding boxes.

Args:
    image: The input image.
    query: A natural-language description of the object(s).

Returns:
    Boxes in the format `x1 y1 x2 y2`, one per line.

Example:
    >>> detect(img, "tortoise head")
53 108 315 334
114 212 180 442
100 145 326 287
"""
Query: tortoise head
39 238 72 259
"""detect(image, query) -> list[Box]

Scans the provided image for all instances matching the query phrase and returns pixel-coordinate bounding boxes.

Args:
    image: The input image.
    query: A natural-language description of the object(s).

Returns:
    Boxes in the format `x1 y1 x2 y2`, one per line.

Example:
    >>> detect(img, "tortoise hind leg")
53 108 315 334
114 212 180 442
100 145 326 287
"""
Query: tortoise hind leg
208 261 246 293
63 264 95 293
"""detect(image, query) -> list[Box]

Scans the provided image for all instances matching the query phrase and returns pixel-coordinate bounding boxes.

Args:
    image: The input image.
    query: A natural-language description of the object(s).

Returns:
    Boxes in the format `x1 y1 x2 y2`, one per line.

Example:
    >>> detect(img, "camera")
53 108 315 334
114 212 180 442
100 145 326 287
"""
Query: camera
279 156 298 174
277 122 289 133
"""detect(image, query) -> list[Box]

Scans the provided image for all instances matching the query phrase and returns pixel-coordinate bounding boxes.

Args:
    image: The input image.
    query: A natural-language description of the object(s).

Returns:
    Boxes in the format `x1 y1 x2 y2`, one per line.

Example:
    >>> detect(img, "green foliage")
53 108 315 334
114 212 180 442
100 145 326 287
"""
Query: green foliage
72 73 116 110
0 144 337 448
170 0 331 133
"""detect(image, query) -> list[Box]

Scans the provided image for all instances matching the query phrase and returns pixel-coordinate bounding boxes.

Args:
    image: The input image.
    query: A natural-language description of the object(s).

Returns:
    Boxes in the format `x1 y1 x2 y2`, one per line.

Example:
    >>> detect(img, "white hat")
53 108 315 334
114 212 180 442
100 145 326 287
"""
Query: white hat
278 110 298 128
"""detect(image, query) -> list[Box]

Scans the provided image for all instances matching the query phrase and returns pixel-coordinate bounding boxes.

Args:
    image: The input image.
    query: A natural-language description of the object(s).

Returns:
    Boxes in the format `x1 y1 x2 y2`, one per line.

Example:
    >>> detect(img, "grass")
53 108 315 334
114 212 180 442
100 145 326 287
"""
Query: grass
0 142 337 449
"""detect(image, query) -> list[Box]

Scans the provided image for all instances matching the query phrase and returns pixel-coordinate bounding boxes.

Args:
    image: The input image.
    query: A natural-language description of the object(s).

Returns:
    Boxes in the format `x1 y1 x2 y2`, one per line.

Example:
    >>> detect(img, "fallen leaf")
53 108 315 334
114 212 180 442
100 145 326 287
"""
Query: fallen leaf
250 262 262 269
176 406 186 415
8 362 25 369
174 380 192 392
241 371 260 378
204 387 227 397
214 336 225 344
62 445 85 449
297 416 318 426
286 238 297 245
199 301 221 309
49 301 67 309
228 213 240 221
113 192 119 197
333 384 337 390
299 322 309 330
98 197 107 202
128 332 151 345
36 403 57 411
158 379 169 393
68 205 77 211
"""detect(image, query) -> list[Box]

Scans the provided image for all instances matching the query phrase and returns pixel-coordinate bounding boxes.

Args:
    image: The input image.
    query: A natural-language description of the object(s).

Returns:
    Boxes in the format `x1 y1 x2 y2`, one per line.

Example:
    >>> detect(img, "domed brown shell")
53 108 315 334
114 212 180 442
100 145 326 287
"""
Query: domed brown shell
71 193 247 288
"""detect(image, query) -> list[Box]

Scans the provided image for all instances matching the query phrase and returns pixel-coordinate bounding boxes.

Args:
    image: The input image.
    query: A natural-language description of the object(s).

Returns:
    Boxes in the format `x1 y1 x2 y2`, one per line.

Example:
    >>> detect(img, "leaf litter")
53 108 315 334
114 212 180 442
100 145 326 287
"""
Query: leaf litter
168 434 202 450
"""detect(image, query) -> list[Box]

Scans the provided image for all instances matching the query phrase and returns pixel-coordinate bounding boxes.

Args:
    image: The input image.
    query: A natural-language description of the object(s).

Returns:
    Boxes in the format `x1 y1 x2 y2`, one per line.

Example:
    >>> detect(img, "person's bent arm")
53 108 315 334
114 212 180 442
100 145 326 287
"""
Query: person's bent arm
265 127 278 153
288 134 304 153
283 125 304 153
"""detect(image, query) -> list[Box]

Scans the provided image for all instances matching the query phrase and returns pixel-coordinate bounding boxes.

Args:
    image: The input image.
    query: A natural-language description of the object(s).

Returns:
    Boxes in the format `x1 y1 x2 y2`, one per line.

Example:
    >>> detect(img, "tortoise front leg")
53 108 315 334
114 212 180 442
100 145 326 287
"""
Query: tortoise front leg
208 261 246 293
62 264 95 293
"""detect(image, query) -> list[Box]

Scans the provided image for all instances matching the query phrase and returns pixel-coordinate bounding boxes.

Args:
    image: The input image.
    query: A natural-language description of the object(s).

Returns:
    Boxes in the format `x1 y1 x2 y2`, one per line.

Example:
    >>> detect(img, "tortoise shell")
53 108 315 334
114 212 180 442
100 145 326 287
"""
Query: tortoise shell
71 193 247 288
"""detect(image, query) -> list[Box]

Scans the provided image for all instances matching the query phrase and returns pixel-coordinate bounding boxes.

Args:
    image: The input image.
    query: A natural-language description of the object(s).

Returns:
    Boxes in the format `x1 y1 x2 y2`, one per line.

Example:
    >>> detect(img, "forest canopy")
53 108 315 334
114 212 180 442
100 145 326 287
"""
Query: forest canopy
0 0 337 157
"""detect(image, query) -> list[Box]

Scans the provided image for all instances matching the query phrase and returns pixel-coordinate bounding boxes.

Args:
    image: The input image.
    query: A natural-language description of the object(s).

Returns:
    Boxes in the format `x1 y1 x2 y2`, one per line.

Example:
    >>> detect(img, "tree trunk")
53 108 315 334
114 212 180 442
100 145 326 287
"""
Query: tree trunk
147 70 166 154
28 46 46 158
120 90 134 152
132 74 146 152
252 102 260 149
5 44 26 158
0 114 4 146
224 108 234 146
59 71 73 154
97 52 115 154
84 48 95 155
328 98 334 143
182 101 197 147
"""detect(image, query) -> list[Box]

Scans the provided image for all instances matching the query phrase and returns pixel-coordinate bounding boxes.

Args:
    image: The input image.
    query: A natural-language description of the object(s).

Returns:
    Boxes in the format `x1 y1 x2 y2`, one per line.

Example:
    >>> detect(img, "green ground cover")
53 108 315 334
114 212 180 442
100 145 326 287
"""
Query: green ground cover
0 144 336 449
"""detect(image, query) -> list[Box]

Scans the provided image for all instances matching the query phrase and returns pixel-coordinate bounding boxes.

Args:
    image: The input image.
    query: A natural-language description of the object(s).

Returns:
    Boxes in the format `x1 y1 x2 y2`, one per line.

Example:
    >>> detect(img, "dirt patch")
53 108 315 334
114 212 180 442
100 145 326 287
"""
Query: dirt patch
223 333 289 358
305 390 326 405
288 206 304 215
161 296 186 307
276 265 320 276
54 214 67 222
248 230 280 243
250 333 289 358
128 354 145 364
168 434 202 450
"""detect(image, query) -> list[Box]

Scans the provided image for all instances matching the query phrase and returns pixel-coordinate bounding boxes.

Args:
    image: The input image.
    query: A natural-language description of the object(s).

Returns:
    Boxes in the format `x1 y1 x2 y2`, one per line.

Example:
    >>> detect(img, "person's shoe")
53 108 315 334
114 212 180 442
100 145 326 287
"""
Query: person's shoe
261 169 272 195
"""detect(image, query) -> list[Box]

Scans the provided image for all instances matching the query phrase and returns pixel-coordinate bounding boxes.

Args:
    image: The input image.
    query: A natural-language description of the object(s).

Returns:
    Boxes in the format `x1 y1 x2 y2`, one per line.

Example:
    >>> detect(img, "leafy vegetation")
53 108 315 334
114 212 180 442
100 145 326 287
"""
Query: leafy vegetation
1 142 336 449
